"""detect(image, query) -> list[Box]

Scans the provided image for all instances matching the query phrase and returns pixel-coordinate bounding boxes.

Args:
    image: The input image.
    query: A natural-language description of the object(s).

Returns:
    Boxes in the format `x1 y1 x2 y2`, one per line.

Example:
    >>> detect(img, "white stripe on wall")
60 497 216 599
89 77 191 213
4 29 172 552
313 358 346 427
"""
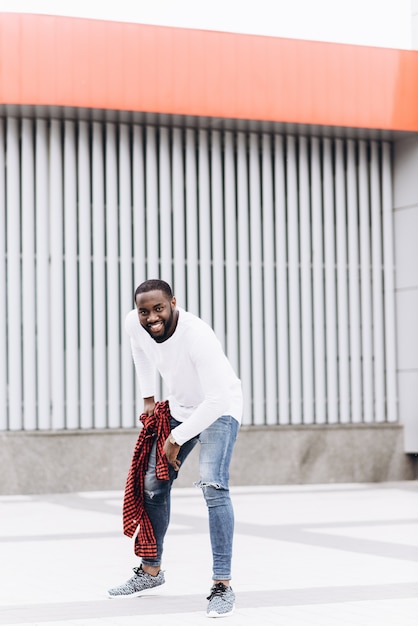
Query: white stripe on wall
287 136 302 425
358 140 374 424
370 141 386 422
262 134 278 426
92 122 107 428
119 124 134 429
249 133 264 424
49 120 65 430
323 138 338 424
0 117 398 430
78 121 93 429
299 136 314 425
105 123 121 428
335 139 350 424
0 120 7 430
7 118 22 430
382 142 398 423
21 119 36 430
64 120 79 429
35 119 50 430
237 132 253 425
274 135 290 426
311 137 326 425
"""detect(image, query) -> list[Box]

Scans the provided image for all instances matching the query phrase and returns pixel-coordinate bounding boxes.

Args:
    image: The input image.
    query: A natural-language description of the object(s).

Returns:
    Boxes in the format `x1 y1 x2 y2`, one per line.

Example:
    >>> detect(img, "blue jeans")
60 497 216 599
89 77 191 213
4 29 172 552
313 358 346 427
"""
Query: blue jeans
143 415 239 581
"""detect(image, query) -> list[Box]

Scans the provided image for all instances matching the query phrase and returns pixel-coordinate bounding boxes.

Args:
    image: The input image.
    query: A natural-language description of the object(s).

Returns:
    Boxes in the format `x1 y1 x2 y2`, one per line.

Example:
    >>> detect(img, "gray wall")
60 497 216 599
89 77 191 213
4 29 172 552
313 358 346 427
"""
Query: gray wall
1 425 416 495
394 137 418 452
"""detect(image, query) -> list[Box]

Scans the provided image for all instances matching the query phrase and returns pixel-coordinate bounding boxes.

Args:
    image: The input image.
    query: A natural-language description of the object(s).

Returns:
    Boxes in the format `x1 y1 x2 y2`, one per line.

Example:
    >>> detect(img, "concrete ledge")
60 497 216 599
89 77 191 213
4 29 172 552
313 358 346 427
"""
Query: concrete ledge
1 424 417 495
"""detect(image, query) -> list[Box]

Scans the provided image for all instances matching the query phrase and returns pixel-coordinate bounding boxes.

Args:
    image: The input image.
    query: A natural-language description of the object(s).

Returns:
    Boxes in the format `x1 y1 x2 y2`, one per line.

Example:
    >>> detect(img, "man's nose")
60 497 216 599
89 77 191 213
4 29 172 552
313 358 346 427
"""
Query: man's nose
147 311 159 322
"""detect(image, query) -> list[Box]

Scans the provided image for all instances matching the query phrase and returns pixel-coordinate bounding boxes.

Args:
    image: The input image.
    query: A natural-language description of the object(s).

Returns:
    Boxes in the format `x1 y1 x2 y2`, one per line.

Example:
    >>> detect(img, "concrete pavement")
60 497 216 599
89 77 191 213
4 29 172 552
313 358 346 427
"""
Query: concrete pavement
1 481 418 625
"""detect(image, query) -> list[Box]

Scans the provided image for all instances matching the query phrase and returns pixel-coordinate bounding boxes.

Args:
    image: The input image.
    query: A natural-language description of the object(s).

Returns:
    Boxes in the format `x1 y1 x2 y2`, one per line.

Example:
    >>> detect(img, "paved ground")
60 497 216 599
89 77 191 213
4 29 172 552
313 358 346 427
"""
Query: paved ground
1 481 418 625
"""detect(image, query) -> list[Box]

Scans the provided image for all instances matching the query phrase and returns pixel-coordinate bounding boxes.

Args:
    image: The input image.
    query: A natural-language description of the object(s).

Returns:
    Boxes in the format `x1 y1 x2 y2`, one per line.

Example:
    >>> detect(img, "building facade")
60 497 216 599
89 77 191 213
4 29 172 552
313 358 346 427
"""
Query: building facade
0 13 417 491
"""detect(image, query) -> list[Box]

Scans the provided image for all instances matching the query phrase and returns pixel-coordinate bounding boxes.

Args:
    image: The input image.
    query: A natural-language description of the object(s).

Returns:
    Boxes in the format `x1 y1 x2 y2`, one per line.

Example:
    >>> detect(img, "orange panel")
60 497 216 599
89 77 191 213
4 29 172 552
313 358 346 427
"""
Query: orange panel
1 13 418 131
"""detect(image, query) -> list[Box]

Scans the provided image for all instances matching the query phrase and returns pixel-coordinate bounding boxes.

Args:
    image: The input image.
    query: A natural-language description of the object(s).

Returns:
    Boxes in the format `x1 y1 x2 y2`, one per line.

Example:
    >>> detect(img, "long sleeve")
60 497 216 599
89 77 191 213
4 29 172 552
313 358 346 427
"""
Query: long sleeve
169 327 242 445
126 312 156 399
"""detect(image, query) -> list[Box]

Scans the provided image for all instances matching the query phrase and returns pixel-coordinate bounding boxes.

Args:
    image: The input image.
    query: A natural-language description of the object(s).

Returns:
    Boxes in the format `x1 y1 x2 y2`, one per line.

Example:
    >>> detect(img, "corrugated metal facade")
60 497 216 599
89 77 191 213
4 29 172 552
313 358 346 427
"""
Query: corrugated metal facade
0 115 397 431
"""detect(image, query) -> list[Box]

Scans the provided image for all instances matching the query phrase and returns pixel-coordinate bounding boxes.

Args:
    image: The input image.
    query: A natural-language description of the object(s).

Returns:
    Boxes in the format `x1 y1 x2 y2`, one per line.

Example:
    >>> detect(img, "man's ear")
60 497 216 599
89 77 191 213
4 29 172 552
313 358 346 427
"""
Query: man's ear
171 297 176 308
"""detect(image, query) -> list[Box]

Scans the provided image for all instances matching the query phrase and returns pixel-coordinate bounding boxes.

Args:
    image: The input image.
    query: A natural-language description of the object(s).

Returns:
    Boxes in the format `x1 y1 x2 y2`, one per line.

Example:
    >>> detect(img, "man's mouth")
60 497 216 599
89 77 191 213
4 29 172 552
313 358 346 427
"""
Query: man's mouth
148 321 164 333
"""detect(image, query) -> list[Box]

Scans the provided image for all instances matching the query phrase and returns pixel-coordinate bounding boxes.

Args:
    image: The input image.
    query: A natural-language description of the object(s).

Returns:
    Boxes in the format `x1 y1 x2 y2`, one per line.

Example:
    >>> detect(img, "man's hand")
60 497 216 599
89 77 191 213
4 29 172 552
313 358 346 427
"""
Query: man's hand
164 437 181 471
143 396 155 416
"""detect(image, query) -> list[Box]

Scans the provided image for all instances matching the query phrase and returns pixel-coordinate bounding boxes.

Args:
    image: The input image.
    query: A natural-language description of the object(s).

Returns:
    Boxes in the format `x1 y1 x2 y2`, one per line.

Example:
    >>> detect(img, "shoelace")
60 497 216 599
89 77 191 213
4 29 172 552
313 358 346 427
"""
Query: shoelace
207 582 229 600
133 566 145 577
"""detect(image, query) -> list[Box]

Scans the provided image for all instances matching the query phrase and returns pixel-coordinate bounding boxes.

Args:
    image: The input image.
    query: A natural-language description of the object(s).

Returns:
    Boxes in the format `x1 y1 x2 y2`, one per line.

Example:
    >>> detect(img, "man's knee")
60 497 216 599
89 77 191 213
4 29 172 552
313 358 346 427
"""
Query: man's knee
144 475 170 501
196 481 230 507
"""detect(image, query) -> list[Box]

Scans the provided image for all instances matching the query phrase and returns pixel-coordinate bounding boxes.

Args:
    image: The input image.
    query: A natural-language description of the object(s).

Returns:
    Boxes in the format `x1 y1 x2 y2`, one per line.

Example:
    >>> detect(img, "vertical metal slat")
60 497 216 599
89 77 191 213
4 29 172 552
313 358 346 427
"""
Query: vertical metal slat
382 141 398 422
274 134 290 425
224 131 239 374
119 123 135 428
358 140 374 423
49 120 65 429
92 122 107 428
78 121 93 429
370 141 386 422
172 128 186 306
346 140 362 422
249 133 265 424
106 123 121 428
185 129 199 315
145 126 159 279
287 135 302 424
335 139 350 423
64 120 80 429
211 131 226 347
323 138 338 424
311 137 326 424
237 132 252 425
21 119 37 430
299 137 314 424
198 130 212 326
261 134 277 425
0 121 7 429
159 128 172 285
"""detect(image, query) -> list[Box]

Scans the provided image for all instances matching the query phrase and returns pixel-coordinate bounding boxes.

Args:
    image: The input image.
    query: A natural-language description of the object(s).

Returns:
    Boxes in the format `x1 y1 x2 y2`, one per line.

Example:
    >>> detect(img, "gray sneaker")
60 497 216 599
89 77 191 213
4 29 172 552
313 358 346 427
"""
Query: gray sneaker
107 566 165 599
206 582 235 618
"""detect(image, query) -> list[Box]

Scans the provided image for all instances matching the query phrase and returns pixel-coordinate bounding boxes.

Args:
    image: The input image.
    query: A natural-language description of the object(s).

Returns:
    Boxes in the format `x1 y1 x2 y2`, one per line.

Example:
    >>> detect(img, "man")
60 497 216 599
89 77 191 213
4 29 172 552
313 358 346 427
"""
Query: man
108 279 243 618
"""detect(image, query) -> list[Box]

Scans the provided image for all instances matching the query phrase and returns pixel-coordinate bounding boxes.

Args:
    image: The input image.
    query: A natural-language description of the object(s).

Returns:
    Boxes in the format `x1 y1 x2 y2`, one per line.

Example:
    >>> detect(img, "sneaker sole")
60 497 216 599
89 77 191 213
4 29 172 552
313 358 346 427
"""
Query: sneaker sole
107 582 165 600
206 605 235 618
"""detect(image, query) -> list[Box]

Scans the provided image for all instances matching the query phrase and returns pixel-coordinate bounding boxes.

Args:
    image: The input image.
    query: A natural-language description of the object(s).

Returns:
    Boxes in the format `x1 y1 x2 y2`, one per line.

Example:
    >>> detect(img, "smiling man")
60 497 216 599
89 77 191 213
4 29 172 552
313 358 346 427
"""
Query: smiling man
108 279 243 618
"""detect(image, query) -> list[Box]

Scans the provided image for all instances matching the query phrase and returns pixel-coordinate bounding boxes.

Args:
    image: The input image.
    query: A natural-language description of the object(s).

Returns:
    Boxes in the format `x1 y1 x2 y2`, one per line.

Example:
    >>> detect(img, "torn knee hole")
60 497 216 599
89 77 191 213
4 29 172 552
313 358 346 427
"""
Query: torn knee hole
194 480 223 490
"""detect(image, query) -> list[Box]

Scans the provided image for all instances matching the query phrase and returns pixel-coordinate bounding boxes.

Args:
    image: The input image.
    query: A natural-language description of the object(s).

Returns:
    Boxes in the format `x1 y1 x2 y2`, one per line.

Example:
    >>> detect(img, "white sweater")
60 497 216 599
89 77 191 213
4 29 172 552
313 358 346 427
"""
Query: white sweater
125 307 243 445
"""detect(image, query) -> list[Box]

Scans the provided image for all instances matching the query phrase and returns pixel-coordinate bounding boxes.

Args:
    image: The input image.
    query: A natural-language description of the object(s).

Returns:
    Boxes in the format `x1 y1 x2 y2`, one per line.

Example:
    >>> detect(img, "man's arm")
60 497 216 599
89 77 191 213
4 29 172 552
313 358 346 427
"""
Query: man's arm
170 330 235 445
125 311 157 400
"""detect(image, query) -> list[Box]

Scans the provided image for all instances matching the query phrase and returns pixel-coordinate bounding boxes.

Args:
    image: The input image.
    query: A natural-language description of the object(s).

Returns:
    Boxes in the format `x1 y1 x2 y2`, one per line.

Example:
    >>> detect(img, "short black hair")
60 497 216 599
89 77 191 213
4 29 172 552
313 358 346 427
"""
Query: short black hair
134 279 173 301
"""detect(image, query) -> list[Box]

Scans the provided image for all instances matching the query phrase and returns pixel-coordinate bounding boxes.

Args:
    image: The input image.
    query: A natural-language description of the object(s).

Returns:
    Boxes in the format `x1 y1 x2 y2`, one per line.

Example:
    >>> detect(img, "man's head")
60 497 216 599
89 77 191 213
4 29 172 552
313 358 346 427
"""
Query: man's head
134 279 178 343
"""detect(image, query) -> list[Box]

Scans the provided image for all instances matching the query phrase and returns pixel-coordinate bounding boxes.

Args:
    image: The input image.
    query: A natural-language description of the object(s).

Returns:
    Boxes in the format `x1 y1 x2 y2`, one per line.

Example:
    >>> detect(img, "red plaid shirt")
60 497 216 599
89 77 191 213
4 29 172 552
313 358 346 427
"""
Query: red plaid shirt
122 400 171 558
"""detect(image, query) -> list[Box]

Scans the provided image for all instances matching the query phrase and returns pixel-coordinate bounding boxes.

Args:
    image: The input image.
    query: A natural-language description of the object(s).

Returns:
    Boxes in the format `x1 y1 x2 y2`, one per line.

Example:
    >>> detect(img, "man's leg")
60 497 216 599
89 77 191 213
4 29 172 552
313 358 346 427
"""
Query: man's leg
107 440 170 600
142 427 198 570
108 419 198 598
196 415 239 617
196 415 239 582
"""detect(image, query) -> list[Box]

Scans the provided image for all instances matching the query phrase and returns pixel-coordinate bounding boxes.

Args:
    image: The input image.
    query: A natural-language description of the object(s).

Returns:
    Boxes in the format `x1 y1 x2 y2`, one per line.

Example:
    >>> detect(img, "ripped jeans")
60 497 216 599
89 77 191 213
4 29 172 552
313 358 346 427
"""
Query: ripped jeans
143 414 239 581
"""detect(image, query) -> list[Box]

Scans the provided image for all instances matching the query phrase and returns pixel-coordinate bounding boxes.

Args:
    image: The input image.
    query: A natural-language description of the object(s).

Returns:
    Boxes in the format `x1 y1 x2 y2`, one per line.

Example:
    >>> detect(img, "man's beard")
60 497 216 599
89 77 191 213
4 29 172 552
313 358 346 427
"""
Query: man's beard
145 308 175 343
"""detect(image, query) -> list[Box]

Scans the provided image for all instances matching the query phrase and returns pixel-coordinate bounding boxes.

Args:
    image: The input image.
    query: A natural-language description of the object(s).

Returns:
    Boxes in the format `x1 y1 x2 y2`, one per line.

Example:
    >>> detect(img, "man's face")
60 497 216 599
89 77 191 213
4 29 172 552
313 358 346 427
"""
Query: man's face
135 289 177 343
